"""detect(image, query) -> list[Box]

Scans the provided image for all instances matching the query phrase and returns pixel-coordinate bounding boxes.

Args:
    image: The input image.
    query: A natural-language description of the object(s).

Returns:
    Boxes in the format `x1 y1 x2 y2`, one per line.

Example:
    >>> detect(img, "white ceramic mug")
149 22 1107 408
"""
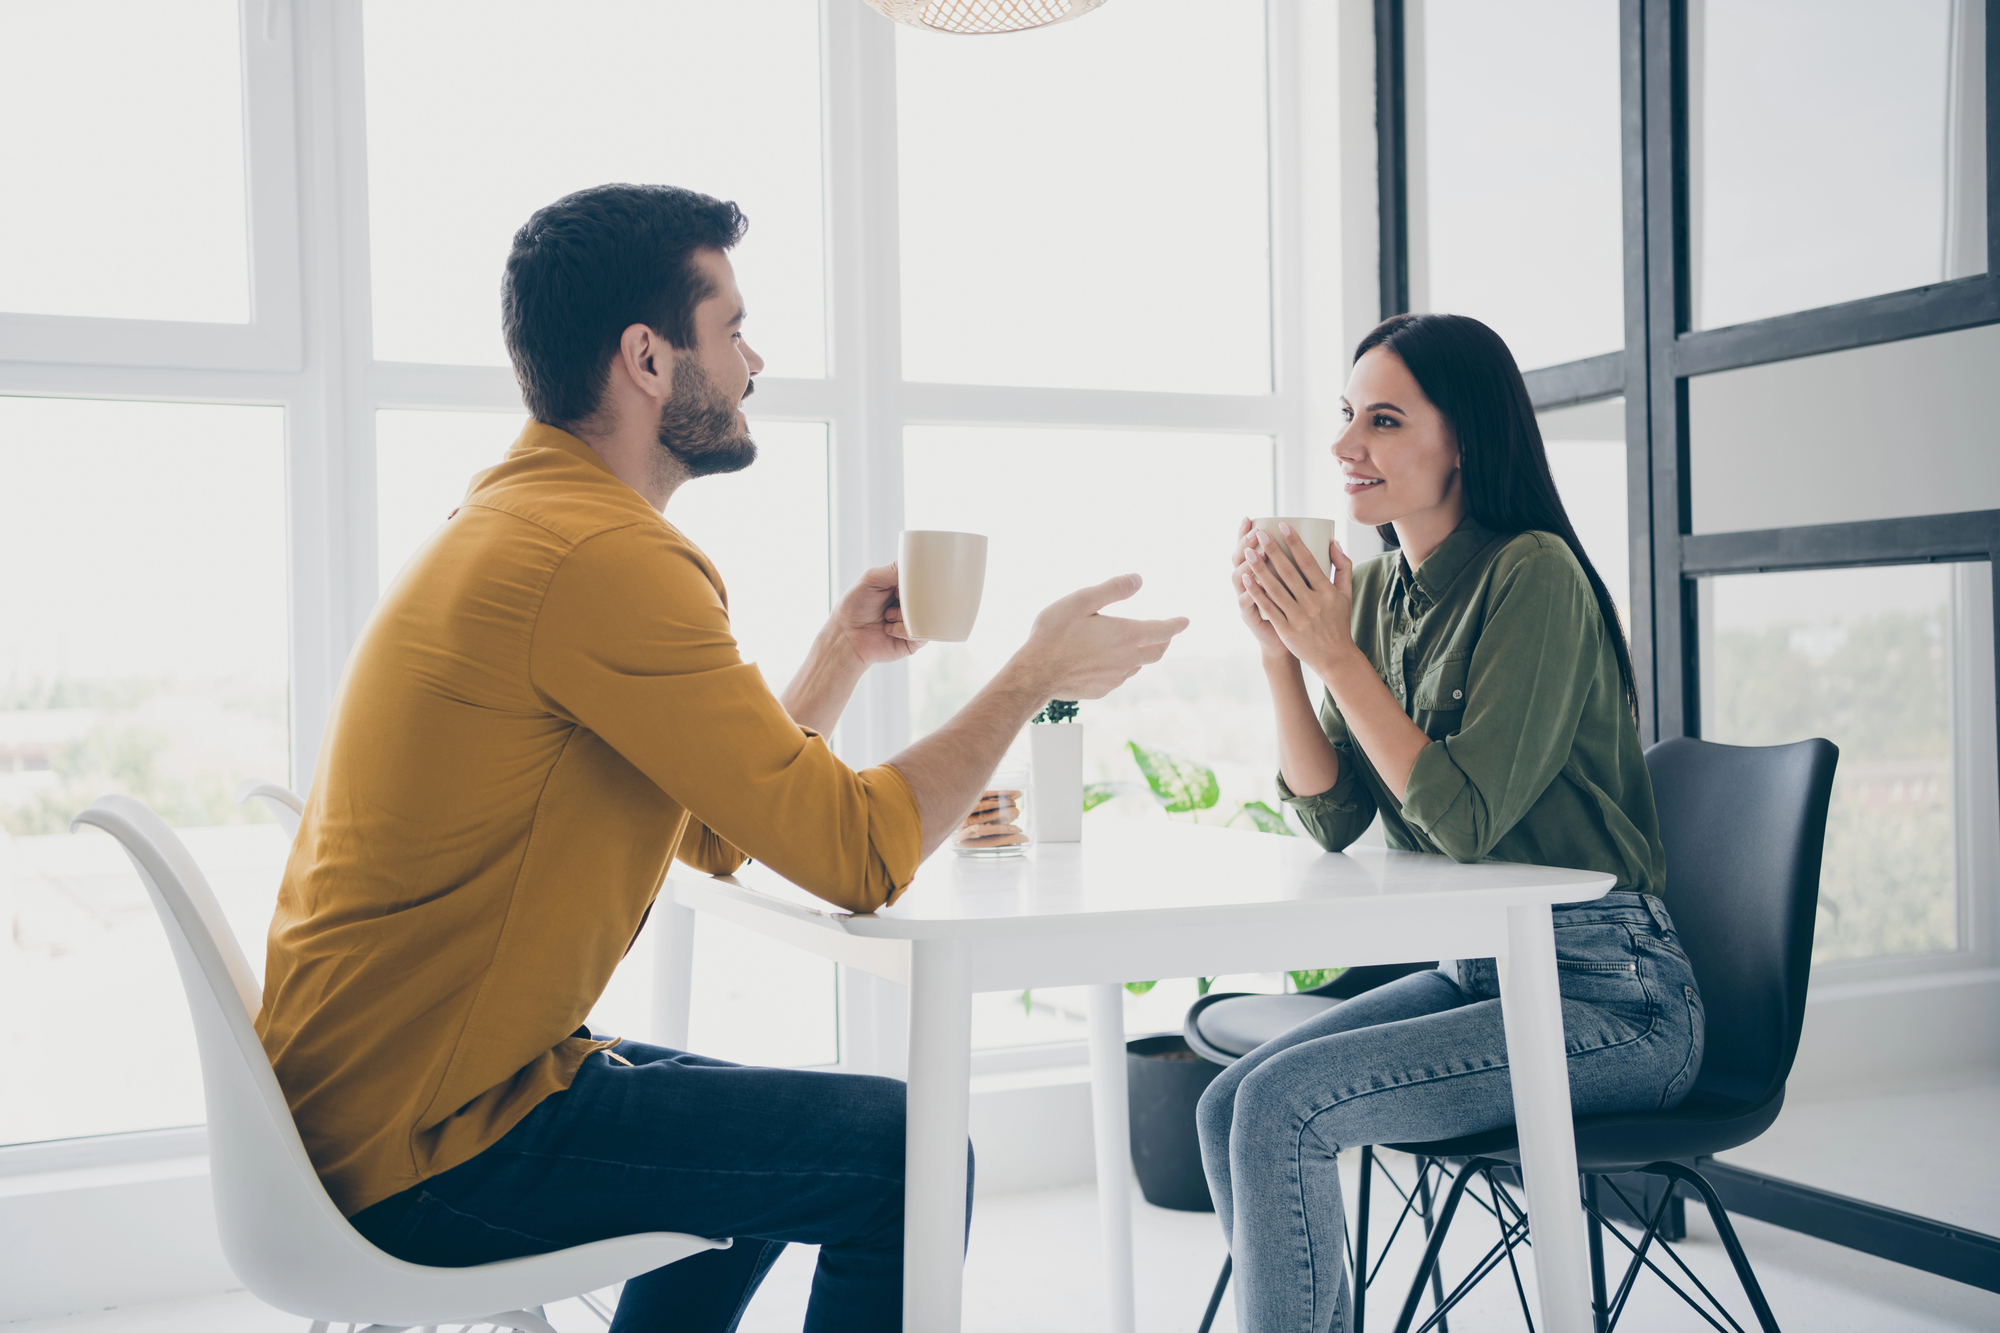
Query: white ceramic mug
898 530 989 642
1250 516 1338 581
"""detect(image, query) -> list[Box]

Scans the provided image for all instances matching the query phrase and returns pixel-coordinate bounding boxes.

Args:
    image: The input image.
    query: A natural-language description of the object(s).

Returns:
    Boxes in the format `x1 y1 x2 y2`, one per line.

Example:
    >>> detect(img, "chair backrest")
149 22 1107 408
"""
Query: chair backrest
69 796 416 1304
1644 736 1838 1108
233 777 305 840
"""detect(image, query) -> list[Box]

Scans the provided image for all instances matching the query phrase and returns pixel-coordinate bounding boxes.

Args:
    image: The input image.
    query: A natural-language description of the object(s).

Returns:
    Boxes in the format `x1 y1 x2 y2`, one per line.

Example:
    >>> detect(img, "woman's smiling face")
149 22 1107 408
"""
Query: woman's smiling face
1334 346 1463 535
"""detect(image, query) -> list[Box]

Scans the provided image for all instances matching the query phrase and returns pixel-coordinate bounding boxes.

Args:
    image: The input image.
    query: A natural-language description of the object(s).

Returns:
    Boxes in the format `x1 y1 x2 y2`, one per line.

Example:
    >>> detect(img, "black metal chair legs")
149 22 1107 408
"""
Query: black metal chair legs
1390 1159 1783 1333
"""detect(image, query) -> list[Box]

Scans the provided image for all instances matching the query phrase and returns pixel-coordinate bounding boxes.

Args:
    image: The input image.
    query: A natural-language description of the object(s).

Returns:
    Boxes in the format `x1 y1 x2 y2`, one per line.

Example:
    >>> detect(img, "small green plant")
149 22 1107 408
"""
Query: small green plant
1033 699 1081 724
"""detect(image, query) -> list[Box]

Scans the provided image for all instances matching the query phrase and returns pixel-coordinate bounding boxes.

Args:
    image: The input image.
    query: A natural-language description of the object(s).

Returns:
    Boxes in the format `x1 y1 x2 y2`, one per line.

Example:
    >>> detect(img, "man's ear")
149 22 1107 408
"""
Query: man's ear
616 323 672 404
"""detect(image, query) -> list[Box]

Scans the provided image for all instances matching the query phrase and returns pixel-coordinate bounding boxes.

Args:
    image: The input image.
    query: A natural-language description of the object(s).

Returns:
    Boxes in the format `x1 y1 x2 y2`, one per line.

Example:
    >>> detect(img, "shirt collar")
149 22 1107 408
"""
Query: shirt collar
1392 516 1496 611
509 421 618 477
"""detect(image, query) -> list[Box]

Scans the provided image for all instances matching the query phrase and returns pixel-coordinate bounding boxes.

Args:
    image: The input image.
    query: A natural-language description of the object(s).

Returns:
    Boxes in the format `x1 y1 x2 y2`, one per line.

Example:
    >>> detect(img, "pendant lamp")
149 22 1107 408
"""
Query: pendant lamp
863 0 1111 36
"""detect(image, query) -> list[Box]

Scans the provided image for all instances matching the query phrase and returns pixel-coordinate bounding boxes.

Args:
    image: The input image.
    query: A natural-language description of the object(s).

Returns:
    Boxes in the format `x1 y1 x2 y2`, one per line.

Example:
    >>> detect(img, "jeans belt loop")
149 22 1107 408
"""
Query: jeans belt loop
1645 893 1670 933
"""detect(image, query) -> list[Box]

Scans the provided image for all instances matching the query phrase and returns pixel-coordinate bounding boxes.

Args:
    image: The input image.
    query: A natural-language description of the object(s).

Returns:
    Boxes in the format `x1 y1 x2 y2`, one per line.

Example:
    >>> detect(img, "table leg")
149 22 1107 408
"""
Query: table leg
651 895 695 1050
905 941 972 1332
1498 903 1594 1333
1086 983 1137 1333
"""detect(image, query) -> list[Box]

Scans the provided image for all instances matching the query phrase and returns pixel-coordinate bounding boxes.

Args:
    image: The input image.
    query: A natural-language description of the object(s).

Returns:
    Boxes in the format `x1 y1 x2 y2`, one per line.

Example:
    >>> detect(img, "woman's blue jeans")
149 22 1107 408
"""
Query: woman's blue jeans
350 1038 971 1333
1196 891 1705 1333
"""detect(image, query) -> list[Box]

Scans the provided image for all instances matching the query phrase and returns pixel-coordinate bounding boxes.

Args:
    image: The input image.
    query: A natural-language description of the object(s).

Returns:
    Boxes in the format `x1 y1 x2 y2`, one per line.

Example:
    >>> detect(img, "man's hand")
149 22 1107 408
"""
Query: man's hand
1011 574 1190 701
889 573 1189 860
831 562 921 668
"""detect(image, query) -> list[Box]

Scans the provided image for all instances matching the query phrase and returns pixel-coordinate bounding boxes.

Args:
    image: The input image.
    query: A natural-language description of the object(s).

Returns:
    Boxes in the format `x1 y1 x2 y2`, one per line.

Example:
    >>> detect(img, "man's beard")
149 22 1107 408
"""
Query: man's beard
656 356 757 481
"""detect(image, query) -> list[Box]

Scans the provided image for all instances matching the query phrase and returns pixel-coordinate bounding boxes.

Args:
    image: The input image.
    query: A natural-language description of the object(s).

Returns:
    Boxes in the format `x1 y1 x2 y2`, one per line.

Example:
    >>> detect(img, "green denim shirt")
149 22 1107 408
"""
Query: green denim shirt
1281 518 1667 899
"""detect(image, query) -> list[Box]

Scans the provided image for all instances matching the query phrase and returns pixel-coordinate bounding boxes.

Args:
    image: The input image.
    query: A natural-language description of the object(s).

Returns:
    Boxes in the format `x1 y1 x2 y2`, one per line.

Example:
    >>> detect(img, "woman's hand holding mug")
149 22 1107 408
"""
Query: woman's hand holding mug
1238 520 1357 674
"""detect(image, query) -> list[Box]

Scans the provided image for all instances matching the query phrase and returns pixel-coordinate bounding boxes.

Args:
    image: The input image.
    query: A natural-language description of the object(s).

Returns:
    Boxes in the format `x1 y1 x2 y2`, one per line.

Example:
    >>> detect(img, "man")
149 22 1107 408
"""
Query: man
256 182 1186 1330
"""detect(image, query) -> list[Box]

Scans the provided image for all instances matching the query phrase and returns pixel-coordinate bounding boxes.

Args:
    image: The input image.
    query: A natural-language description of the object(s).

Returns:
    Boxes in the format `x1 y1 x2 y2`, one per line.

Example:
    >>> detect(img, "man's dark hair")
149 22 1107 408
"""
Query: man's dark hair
502 183 748 430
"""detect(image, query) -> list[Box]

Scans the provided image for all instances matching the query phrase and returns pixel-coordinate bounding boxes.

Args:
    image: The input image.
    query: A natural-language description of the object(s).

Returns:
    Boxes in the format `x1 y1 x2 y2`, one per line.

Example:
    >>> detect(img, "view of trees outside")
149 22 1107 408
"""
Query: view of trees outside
1701 565 1960 963
0 396 291 1145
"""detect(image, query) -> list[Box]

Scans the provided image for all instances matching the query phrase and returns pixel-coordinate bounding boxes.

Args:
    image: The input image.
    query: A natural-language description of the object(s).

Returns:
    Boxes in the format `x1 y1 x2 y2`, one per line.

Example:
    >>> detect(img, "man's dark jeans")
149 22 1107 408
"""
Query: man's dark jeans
350 1039 971 1332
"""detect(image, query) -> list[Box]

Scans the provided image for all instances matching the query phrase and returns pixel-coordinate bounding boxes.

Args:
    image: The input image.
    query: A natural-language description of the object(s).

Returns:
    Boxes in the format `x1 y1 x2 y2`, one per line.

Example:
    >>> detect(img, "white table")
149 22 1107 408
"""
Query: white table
661 821 1611 1333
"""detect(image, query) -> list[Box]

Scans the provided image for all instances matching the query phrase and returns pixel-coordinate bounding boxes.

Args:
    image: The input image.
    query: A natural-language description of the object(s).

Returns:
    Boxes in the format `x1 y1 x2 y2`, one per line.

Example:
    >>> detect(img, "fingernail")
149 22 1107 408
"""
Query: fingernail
1280 523 1293 536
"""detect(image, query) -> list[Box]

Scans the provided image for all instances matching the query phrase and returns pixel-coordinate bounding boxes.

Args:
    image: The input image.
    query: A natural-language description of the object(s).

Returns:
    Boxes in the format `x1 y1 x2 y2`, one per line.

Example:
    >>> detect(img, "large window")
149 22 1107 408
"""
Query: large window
1690 0 1987 329
3 0 1321 1152
0 2 249 324
895 0 1272 393
0 396 290 1144
362 0 827 374
1409 0 1625 369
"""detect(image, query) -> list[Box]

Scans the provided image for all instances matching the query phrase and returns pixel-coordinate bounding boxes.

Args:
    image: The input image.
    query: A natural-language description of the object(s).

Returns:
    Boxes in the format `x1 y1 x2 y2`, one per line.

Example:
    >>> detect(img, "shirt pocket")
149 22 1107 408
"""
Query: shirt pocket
1412 651 1470 733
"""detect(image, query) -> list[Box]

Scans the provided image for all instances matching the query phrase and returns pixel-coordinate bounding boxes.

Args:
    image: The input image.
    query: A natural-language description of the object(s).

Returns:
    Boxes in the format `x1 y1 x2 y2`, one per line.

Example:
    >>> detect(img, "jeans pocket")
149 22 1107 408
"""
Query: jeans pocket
1661 984 1706 1109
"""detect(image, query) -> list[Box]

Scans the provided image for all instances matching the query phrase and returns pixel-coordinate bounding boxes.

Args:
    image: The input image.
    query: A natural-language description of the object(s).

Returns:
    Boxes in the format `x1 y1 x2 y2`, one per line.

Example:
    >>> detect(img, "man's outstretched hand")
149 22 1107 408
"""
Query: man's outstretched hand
832 561 922 667
1015 573 1189 701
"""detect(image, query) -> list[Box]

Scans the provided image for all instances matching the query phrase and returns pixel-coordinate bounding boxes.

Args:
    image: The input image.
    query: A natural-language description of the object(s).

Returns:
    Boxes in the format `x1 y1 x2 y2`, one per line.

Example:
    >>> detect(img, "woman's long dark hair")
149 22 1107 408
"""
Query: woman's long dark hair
1354 312 1637 716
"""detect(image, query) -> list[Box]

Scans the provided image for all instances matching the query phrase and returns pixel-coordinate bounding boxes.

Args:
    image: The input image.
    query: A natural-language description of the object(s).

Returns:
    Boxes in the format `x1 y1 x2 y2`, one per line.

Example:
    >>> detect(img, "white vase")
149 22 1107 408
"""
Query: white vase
1030 723 1085 842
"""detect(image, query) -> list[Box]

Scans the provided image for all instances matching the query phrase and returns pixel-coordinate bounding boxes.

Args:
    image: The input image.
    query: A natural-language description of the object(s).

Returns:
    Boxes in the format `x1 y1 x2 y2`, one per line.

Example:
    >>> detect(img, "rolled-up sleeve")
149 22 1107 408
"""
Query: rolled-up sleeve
529 524 922 912
1279 692 1379 853
1400 543 1599 862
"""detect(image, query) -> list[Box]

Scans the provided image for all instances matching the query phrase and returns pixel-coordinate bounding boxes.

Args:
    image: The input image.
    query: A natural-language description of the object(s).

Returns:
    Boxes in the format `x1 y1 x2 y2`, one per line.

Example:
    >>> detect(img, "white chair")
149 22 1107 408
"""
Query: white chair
233 777 305 839
72 794 728 1333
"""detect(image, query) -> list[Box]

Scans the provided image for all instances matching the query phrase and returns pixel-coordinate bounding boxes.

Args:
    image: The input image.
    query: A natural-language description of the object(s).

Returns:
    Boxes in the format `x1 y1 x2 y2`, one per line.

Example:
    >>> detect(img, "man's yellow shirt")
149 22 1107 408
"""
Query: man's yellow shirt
256 423 921 1217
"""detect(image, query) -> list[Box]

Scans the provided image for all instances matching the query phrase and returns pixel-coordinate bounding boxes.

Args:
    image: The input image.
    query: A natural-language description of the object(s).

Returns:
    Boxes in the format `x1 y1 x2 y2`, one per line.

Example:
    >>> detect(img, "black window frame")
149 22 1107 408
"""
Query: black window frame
1375 0 2000 1292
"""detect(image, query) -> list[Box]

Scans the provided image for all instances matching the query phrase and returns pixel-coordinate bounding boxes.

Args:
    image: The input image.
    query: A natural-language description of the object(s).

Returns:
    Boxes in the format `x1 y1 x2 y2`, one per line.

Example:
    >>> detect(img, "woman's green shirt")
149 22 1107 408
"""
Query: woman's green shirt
1280 518 1668 899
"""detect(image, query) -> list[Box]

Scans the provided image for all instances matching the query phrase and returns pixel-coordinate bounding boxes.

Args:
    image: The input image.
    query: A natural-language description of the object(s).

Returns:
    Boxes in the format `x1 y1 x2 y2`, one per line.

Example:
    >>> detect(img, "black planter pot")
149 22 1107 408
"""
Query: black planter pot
1126 1033 1223 1212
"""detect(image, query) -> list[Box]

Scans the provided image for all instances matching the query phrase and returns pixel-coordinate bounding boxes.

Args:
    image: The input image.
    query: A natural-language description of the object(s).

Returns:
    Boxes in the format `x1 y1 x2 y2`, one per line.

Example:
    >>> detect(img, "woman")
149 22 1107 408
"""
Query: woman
1200 312 1703 1332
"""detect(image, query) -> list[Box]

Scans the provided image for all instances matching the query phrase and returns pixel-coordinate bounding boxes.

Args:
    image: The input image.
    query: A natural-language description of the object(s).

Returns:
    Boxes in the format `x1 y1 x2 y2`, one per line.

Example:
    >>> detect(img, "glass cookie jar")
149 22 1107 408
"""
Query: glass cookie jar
952 767 1029 857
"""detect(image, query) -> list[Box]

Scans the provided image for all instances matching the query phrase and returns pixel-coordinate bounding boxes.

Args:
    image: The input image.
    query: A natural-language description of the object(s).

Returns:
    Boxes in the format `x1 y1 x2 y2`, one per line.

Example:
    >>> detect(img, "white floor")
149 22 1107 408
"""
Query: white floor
1716 1074 2000 1235
11 1149 1998 1333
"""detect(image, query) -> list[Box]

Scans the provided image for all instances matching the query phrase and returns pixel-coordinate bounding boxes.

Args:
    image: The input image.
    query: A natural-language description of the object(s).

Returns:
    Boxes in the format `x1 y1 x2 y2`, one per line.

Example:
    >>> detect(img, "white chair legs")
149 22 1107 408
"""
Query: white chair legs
310 1316 554 1333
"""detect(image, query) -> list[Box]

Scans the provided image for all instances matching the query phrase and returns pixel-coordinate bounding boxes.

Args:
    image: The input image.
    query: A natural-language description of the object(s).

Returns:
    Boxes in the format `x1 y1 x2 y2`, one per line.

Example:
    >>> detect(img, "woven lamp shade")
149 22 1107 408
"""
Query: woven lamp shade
864 0 1110 36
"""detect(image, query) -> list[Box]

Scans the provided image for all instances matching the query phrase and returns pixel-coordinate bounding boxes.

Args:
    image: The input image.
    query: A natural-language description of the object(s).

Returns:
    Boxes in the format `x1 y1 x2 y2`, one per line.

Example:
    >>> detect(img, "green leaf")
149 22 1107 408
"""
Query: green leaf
1082 782 1120 812
1288 967 1347 993
1196 976 1215 996
1231 799 1296 836
1125 740 1220 814
1124 980 1157 995
1020 989 1033 1016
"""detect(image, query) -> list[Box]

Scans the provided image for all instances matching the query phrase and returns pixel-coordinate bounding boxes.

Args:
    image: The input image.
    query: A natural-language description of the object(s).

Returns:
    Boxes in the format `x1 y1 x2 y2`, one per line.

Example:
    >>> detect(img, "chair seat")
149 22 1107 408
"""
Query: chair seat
1386 1086 1786 1174
1192 994 1341 1059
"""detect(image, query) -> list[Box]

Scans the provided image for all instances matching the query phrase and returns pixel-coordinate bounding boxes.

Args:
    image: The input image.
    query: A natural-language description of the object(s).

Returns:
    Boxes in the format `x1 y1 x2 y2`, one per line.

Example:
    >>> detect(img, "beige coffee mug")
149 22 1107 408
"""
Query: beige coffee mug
1250 516 1338 581
898 530 989 642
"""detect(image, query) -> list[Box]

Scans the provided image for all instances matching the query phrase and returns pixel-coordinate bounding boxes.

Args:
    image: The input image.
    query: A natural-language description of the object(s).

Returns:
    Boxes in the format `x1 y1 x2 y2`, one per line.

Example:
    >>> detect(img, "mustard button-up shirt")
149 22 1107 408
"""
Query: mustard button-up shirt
257 423 922 1217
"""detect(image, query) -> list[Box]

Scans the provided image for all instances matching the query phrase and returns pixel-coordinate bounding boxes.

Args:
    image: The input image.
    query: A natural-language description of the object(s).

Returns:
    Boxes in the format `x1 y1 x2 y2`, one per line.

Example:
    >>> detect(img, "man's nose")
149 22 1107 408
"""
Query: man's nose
743 341 767 376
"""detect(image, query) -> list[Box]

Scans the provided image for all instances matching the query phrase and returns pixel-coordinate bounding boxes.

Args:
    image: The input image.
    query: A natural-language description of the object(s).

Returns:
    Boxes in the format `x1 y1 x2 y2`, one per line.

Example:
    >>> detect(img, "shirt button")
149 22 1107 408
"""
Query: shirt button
1453 689 1463 700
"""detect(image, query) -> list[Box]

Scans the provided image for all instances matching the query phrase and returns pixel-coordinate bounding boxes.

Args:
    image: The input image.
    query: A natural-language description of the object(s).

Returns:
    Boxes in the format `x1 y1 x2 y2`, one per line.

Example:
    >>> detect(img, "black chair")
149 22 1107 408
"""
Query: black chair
1383 736 1838 1333
1186 962 1442 1333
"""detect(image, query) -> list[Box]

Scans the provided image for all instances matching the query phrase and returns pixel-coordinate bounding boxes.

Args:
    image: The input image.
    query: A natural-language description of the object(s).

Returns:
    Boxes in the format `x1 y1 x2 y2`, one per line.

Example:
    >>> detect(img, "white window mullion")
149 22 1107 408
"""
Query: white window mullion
282 0 380 786
1267 0 1311 519
822 0 908 772
822 0 913 1079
